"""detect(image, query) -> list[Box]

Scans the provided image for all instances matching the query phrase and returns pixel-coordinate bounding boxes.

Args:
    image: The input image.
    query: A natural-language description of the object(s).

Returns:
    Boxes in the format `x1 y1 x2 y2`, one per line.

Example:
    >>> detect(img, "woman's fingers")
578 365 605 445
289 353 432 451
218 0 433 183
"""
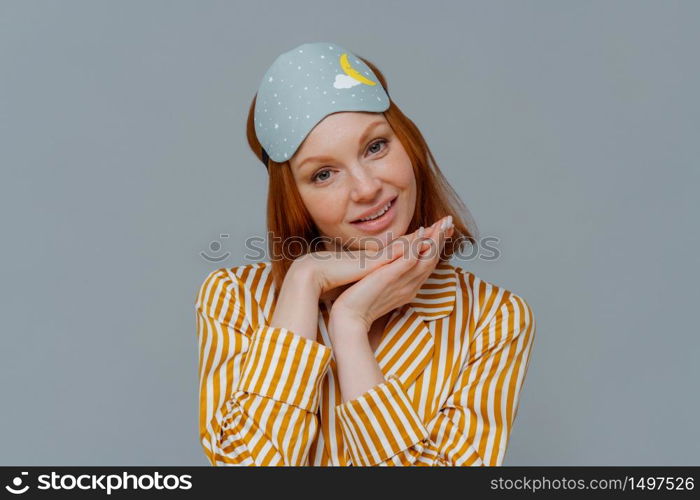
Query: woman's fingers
438 215 453 253
381 225 424 260
418 215 451 258
417 221 436 257
359 226 422 275
359 221 444 273
372 225 430 278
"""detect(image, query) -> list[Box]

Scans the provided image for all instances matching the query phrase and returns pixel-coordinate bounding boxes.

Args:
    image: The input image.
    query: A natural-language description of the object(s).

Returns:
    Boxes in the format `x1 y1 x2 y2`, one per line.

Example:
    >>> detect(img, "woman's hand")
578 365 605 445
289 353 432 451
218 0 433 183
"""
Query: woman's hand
292 225 428 296
329 215 454 333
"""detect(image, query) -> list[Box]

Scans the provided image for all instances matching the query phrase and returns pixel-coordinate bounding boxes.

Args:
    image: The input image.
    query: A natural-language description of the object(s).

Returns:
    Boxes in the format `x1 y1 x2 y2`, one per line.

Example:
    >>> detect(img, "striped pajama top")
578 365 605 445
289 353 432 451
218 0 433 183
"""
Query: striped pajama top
195 260 536 466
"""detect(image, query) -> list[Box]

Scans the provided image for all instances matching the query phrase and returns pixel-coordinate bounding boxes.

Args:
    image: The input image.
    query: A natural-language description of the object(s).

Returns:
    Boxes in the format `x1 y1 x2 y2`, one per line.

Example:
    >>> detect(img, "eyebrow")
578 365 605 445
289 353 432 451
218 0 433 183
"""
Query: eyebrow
296 120 387 171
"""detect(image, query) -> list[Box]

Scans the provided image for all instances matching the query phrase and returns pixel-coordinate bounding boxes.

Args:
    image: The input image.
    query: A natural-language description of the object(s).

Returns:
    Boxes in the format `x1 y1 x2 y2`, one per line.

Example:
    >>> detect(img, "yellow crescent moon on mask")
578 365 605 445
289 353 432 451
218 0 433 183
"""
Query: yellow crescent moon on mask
339 53 377 86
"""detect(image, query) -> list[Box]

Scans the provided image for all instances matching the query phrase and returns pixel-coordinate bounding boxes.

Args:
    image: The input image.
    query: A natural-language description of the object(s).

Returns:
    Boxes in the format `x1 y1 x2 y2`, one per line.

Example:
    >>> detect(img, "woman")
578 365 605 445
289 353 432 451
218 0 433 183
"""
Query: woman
196 42 536 466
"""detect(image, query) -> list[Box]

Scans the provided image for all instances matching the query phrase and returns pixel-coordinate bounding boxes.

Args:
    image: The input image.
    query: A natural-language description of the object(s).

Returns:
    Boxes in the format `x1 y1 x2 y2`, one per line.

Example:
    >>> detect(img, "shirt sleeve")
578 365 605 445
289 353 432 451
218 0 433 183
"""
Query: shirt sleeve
196 269 332 466
334 293 535 466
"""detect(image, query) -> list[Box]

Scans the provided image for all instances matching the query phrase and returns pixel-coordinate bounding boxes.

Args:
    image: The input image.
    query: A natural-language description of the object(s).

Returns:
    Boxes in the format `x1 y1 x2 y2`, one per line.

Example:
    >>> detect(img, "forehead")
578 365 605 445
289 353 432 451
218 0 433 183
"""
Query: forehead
292 112 389 165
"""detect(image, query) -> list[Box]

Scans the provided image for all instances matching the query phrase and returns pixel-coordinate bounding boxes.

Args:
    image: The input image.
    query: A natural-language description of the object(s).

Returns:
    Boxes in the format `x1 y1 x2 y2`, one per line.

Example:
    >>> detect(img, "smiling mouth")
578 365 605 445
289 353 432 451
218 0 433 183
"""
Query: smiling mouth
351 196 397 223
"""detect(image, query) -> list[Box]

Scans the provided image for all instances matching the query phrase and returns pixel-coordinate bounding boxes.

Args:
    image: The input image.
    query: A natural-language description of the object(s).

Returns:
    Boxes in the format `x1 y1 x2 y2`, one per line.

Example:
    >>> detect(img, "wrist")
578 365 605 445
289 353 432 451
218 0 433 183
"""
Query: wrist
328 308 371 338
328 319 372 357
288 259 323 298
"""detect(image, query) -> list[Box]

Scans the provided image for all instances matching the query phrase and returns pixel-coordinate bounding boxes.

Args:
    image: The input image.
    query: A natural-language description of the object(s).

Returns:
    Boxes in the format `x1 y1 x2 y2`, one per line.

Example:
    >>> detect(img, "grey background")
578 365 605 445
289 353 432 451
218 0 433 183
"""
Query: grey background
1 0 698 465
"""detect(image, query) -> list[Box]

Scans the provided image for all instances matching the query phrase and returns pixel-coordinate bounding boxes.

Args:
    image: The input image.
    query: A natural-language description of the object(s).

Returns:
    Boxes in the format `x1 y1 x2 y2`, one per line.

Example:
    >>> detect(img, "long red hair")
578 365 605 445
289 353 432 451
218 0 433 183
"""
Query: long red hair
245 55 478 293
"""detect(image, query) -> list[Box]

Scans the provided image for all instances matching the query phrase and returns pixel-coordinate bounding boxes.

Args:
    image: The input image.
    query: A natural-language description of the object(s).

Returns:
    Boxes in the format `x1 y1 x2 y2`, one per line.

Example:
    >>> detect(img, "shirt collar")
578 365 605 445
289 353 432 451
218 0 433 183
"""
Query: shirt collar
407 260 458 322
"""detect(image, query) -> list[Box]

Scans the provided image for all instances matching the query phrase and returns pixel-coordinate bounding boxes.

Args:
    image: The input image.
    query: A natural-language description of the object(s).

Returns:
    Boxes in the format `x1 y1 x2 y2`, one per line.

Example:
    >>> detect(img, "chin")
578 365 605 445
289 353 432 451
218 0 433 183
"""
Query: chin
360 224 408 252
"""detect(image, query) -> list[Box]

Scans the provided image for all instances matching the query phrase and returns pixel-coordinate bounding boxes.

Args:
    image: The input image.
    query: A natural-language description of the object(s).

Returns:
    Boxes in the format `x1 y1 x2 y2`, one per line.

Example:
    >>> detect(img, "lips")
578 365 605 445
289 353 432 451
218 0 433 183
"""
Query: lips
351 196 397 223
349 196 398 234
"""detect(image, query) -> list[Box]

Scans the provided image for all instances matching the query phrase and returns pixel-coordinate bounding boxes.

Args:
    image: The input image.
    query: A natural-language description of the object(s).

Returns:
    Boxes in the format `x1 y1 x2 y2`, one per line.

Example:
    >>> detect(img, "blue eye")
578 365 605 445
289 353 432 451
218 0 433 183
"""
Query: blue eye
368 138 388 155
313 169 332 182
311 138 389 184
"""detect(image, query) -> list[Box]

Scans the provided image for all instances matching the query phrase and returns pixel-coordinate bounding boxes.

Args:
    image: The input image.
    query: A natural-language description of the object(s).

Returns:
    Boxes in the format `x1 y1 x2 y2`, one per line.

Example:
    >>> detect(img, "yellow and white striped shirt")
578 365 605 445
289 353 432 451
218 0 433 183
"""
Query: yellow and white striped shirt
195 260 535 466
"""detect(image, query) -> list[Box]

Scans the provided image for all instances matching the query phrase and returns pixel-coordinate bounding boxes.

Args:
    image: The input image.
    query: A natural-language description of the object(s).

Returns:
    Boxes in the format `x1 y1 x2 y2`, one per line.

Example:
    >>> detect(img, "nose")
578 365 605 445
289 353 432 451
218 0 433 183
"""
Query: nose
349 165 382 203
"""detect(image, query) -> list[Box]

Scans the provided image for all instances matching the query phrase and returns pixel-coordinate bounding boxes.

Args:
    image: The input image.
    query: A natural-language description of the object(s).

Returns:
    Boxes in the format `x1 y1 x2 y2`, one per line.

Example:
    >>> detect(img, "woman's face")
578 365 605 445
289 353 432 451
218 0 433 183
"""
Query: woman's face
289 112 416 251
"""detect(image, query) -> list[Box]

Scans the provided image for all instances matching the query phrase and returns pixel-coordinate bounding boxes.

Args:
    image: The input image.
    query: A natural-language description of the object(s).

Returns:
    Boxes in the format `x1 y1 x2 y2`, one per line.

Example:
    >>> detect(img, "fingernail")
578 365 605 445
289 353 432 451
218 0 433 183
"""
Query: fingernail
417 226 425 238
440 218 448 231
447 215 453 229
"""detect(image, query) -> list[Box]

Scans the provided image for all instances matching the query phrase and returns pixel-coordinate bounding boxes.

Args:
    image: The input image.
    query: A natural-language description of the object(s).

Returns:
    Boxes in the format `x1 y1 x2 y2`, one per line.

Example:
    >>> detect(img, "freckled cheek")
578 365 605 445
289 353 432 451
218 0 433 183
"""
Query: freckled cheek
307 195 346 230
400 172 415 191
388 162 416 193
392 163 417 220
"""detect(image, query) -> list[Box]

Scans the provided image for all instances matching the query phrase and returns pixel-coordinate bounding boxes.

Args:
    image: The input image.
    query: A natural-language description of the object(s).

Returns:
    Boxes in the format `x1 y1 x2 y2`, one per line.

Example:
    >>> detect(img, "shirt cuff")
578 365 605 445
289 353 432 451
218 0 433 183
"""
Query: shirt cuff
334 374 429 466
238 325 332 413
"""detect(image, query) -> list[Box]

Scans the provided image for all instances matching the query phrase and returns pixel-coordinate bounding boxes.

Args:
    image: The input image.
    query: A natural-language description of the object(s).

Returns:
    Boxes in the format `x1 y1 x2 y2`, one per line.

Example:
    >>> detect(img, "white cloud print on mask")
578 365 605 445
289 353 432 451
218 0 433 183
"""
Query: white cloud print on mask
334 74 362 89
